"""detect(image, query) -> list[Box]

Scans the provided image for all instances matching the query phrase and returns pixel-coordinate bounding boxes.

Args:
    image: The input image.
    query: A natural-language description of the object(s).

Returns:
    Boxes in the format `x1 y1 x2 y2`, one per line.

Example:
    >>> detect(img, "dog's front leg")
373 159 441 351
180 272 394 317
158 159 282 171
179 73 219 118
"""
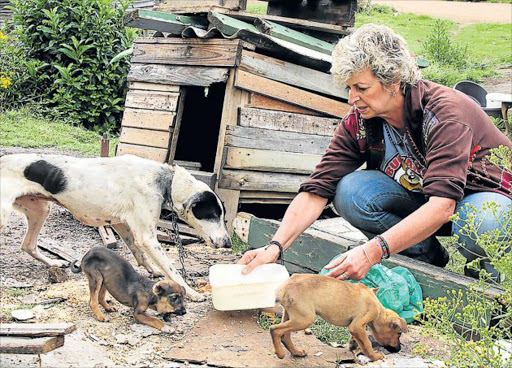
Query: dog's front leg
111 224 164 277
348 322 385 362
138 234 205 302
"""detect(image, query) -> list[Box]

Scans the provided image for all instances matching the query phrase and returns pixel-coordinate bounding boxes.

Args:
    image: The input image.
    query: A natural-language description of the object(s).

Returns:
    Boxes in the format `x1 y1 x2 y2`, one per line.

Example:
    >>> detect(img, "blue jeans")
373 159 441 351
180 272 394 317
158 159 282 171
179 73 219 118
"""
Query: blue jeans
333 170 511 278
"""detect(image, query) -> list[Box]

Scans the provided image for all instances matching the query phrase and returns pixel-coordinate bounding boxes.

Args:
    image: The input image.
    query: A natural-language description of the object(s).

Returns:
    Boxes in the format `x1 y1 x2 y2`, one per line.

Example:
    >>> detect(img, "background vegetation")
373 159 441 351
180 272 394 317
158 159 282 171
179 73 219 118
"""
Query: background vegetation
0 0 136 132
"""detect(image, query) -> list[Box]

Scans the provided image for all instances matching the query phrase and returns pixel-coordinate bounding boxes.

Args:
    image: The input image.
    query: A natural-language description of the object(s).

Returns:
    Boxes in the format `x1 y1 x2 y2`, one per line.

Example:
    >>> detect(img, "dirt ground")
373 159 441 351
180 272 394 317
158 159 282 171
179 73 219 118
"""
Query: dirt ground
0 147 455 367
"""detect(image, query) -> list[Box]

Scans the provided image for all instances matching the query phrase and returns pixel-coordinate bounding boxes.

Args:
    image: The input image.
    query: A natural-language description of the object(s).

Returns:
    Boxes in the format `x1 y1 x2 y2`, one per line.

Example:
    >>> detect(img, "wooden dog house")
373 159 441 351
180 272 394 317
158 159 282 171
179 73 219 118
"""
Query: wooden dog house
118 0 356 229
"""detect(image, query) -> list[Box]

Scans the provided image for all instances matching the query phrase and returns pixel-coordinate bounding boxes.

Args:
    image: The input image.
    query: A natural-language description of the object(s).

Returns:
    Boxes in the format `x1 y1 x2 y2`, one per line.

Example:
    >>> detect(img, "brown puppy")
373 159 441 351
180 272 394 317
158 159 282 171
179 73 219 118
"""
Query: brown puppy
71 247 186 332
270 274 407 362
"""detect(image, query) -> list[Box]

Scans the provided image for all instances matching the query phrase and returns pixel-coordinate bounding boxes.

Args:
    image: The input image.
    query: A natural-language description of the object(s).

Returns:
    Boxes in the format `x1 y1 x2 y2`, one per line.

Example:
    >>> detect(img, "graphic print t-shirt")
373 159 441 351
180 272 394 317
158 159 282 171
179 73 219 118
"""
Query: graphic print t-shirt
380 123 427 192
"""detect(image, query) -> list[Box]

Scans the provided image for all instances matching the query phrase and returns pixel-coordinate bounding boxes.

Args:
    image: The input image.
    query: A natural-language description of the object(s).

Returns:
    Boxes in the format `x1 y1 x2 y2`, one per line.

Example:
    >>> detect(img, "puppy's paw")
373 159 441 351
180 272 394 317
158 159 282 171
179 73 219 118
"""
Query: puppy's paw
274 349 286 359
161 325 176 334
103 304 117 313
95 313 109 322
355 354 371 365
291 349 307 357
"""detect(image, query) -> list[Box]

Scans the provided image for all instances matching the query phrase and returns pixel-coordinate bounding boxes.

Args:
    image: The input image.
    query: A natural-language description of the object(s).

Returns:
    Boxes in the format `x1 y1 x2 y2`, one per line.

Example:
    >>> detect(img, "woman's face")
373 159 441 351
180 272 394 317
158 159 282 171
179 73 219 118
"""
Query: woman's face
346 69 400 120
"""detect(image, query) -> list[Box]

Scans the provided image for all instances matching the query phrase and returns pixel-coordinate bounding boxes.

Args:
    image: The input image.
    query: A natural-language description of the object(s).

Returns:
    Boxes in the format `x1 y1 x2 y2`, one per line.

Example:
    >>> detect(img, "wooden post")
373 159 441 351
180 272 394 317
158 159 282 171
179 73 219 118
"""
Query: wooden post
214 69 249 234
99 133 118 248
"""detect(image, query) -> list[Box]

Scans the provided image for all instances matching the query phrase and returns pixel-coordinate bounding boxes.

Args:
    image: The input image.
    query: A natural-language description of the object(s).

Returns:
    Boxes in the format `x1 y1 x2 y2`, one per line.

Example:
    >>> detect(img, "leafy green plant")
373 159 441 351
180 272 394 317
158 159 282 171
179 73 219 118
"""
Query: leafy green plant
418 147 512 368
5 0 137 131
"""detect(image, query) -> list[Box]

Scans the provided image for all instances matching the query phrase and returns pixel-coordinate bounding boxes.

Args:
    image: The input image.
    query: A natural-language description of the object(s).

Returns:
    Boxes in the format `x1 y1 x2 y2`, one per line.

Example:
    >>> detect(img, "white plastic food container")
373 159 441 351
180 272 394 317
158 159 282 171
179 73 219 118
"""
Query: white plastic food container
209 263 290 311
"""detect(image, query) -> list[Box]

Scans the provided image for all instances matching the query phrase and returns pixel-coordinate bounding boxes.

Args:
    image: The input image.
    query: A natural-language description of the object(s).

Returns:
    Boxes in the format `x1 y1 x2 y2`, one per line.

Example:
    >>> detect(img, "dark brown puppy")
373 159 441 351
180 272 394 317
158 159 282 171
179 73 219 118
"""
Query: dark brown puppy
71 247 186 332
271 274 407 362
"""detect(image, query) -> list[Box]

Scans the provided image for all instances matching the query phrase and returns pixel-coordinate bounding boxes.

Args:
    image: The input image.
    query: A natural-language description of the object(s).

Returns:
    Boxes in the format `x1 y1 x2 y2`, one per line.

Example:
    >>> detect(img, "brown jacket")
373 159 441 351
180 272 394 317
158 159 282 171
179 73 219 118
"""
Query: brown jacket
300 80 512 202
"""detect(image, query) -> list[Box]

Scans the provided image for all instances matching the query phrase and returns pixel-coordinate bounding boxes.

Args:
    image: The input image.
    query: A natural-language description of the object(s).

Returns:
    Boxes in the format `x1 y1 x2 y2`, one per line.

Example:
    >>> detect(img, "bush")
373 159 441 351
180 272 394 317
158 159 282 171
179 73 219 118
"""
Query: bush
3 0 136 131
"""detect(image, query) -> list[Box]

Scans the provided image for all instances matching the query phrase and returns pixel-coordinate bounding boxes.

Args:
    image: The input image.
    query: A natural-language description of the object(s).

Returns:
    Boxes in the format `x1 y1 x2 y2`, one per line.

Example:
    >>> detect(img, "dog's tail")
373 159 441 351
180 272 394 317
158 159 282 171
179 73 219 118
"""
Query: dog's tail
69 260 81 273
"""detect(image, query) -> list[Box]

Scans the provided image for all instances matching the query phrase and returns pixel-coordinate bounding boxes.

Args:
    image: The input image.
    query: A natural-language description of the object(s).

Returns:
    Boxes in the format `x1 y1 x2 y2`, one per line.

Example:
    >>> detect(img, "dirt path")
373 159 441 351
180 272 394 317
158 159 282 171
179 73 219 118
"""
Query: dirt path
374 0 511 24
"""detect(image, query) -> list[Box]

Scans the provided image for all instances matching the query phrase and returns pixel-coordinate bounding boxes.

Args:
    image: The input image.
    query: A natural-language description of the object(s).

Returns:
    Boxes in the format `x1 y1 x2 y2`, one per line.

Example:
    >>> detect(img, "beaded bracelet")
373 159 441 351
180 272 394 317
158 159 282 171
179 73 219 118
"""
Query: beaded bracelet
374 235 390 260
265 240 285 265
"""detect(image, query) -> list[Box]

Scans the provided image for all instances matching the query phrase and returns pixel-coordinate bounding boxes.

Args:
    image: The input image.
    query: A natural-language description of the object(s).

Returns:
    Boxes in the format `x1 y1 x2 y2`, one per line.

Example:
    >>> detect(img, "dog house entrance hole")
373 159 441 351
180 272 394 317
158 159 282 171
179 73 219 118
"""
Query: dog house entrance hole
173 84 225 173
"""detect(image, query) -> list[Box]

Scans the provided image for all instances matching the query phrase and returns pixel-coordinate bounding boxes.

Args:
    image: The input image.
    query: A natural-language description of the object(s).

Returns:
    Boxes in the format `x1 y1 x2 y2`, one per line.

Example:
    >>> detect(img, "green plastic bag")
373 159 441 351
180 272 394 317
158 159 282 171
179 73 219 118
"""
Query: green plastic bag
319 255 423 323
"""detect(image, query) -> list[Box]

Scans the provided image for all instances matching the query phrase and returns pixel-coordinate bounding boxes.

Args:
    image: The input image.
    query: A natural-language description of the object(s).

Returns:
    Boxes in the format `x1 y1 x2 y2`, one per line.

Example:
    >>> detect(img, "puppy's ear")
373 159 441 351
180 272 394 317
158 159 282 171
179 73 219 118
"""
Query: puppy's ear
371 287 379 294
180 285 187 297
389 318 408 332
152 281 169 296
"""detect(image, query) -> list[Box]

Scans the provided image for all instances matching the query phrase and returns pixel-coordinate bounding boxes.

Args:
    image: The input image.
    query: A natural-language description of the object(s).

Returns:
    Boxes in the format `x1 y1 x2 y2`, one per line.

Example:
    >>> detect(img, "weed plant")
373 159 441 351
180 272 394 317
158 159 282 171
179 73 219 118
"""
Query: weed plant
421 19 495 86
418 147 512 368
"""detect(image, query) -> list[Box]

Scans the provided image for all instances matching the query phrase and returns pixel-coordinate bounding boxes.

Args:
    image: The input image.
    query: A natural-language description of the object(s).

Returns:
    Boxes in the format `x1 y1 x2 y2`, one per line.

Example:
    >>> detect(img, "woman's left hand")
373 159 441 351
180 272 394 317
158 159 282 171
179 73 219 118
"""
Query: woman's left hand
323 246 372 281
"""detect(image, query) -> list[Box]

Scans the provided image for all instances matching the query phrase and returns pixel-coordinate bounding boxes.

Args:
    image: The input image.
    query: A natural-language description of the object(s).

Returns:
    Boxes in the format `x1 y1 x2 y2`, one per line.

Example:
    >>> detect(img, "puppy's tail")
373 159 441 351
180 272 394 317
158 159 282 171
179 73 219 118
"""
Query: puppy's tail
69 260 81 273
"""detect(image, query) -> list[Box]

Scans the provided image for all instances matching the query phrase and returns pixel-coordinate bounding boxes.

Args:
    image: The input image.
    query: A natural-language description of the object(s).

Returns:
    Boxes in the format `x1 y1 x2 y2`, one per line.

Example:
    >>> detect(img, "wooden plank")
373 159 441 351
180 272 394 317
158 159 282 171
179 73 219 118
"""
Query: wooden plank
158 220 199 238
99 226 117 249
0 336 64 354
120 127 171 149
124 9 208 34
239 191 296 200
255 19 334 55
122 108 175 131
117 143 168 162
239 107 339 136
168 88 186 163
247 93 323 116
225 147 320 174
38 243 77 263
245 214 505 304
225 125 331 155
239 197 292 204
213 69 250 234
232 212 252 243
187 170 217 190
128 64 230 87
219 169 307 192
154 0 247 13
240 50 348 99
129 82 180 92
125 90 179 111
217 9 352 35
132 40 243 67
0 323 76 337
174 160 202 171
235 70 350 118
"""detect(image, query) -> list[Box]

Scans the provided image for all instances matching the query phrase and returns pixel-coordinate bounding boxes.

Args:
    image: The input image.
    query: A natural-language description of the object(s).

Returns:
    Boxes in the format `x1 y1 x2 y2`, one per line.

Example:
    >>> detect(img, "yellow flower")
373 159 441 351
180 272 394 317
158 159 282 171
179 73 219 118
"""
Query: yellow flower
0 31 7 39
0 72 12 89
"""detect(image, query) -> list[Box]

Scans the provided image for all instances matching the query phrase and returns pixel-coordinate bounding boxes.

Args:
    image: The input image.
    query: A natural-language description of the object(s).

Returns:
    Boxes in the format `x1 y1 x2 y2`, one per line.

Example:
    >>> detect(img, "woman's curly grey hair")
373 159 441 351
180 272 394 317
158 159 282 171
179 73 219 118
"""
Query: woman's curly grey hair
331 24 421 93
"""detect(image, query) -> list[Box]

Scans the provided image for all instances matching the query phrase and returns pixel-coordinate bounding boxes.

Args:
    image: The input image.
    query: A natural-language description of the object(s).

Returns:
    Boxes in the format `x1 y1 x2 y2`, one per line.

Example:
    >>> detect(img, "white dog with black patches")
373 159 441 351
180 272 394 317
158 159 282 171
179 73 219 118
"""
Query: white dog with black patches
0 153 231 301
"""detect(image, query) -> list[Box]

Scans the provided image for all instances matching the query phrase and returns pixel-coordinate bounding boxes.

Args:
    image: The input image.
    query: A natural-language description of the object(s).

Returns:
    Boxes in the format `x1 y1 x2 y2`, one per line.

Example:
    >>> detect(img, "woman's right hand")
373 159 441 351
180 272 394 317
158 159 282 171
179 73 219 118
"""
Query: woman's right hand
237 244 281 275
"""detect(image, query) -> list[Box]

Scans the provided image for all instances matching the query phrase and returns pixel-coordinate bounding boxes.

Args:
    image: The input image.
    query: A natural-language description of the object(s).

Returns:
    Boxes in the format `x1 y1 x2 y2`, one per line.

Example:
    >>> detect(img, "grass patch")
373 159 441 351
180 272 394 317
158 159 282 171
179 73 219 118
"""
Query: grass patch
0 107 119 156
7 288 32 298
309 316 352 346
231 232 249 254
257 313 351 347
246 1 267 14
455 23 512 64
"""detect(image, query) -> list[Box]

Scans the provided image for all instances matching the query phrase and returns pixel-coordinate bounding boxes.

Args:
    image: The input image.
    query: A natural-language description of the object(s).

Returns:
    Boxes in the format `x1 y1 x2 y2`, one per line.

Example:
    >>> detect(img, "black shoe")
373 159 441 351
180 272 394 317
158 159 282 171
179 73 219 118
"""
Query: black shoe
431 245 450 268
